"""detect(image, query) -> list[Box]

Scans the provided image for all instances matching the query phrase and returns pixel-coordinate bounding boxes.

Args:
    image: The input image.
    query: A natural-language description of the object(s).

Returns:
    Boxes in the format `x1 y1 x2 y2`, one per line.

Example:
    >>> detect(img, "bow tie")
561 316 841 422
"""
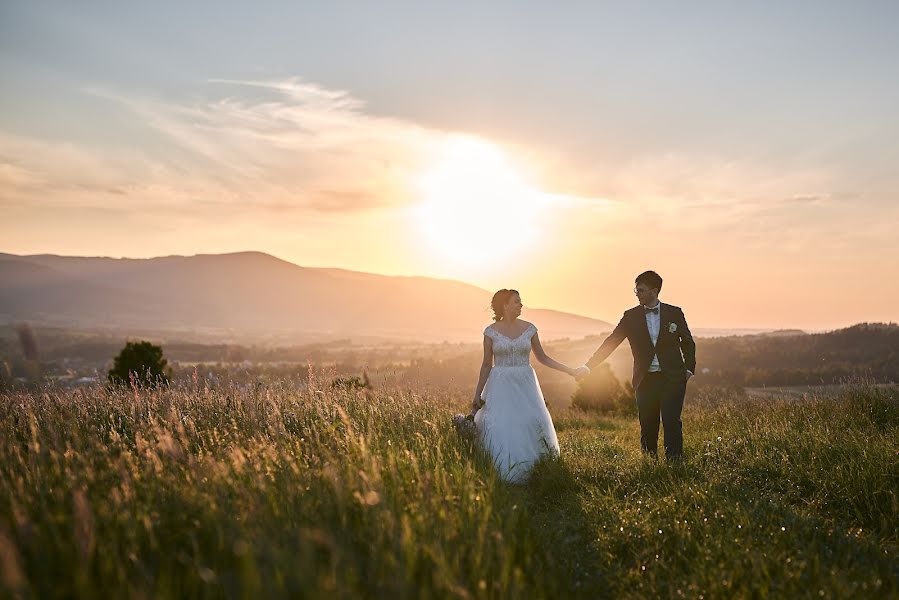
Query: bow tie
644 306 660 314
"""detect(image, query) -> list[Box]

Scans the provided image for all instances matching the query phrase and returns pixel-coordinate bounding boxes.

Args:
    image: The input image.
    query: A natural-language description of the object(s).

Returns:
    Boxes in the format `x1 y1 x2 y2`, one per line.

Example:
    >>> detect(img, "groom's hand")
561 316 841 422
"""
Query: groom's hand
573 365 590 380
685 370 694 381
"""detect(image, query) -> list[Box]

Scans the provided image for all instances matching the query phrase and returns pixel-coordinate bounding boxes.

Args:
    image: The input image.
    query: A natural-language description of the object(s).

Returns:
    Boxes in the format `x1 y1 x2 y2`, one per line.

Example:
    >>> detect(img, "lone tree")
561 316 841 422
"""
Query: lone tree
571 363 634 414
108 341 172 387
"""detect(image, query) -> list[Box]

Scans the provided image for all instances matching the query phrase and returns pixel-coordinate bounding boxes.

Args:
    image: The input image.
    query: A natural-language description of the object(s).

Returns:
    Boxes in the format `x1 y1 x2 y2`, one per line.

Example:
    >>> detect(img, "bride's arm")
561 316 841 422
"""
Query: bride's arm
531 333 576 376
472 335 493 412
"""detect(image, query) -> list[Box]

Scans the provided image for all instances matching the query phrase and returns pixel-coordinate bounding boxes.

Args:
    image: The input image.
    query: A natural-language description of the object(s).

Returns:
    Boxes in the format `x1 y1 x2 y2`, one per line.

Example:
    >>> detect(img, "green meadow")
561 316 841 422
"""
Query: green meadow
1 376 896 598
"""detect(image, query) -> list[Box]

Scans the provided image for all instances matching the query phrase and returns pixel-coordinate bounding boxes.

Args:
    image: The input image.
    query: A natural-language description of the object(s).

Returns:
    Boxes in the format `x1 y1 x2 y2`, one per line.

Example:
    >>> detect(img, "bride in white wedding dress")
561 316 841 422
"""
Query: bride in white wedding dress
472 289 588 483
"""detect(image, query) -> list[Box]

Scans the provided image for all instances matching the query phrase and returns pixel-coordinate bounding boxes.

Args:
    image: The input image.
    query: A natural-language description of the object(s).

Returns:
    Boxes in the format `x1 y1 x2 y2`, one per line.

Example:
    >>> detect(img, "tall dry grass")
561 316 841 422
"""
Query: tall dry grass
0 375 896 597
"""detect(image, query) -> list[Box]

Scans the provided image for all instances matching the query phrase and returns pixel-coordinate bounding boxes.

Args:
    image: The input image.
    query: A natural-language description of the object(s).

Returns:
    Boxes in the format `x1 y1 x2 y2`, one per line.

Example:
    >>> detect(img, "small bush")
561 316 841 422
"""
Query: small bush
107 340 172 387
571 363 635 414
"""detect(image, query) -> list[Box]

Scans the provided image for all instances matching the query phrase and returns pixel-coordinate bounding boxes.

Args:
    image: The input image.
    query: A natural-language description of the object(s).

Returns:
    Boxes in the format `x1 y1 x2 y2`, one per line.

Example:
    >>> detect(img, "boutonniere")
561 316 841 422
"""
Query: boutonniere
668 323 677 333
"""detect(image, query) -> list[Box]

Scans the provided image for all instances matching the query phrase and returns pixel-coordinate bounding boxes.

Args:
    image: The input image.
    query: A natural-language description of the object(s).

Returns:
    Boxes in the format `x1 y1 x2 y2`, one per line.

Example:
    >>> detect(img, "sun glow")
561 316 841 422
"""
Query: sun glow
413 136 547 265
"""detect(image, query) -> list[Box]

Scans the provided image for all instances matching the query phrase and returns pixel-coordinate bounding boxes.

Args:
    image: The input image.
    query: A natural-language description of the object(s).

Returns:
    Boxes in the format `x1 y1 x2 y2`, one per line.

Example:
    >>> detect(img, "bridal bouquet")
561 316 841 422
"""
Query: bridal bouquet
452 411 478 439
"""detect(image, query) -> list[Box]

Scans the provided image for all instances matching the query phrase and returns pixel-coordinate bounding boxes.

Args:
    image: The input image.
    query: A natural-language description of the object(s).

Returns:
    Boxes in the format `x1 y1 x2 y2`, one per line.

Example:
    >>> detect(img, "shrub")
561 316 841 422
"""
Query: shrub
571 363 634 414
107 340 172 387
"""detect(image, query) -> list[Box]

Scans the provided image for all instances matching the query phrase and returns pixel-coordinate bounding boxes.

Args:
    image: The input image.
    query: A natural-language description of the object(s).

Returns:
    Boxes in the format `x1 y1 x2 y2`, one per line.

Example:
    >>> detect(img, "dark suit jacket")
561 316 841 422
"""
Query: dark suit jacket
586 302 696 391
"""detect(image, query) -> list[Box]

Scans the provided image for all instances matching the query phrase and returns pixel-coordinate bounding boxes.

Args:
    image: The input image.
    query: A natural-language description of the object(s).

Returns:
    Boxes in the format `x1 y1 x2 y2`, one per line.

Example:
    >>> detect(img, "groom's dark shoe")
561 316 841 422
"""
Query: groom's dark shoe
641 448 658 460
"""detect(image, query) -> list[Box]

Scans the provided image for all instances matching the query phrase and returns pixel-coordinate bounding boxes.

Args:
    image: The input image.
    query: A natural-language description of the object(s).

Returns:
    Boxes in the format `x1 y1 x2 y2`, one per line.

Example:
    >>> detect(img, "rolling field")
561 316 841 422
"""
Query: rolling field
0 376 896 598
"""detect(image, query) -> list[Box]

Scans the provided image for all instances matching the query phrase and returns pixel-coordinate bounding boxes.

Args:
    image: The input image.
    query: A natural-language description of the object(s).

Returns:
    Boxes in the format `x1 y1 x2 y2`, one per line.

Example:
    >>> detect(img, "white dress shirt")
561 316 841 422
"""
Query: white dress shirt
644 301 662 372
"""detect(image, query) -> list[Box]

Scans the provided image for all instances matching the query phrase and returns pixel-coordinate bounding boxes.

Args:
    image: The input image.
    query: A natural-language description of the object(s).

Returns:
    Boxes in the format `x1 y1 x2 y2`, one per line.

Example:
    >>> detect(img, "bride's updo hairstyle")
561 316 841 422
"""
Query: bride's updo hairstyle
491 289 520 321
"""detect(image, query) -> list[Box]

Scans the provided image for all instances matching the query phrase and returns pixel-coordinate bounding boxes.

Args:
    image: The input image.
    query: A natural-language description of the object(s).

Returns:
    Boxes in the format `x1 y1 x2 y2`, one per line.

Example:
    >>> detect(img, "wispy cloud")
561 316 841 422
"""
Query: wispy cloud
0 131 149 208
0 78 445 219
78 77 443 214
0 76 886 245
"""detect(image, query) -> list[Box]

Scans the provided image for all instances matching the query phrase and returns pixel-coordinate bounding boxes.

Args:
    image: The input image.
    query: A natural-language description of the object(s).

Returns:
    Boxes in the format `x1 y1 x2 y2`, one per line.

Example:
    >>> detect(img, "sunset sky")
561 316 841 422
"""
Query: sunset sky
2 2 898 330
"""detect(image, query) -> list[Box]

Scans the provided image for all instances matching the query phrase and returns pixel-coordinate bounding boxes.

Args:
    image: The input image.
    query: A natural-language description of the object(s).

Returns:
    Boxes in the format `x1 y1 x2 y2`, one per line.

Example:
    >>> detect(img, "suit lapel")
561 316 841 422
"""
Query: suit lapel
659 303 671 337
633 306 654 349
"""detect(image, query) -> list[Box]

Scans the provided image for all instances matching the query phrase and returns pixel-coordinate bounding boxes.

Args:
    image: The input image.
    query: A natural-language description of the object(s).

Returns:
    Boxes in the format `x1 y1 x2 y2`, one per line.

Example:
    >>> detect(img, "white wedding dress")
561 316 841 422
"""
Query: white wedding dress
474 323 560 483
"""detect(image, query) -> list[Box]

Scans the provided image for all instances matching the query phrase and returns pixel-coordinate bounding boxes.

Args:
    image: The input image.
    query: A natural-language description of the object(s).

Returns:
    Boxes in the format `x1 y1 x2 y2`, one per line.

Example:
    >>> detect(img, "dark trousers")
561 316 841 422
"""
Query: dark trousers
635 372 686 459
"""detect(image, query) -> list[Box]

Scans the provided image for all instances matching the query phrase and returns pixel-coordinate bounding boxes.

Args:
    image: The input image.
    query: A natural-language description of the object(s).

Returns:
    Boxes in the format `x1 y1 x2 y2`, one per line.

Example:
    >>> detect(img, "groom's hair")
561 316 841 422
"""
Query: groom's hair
635 271 663 292
491 289 520 321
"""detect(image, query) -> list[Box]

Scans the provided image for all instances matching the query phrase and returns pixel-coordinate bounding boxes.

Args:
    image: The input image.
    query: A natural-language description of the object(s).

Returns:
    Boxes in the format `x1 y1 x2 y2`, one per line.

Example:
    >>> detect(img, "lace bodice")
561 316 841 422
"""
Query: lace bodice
484 323 536 367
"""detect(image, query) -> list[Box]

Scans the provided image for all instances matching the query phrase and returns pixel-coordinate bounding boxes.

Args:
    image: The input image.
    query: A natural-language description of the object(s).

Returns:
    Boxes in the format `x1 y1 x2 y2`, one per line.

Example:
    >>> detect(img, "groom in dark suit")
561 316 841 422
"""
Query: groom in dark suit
580 271 696 459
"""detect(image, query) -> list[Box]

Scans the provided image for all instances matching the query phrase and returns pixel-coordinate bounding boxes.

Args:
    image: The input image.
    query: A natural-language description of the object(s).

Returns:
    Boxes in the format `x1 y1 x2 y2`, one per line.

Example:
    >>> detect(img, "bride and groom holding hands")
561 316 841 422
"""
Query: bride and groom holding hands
470 270 696 483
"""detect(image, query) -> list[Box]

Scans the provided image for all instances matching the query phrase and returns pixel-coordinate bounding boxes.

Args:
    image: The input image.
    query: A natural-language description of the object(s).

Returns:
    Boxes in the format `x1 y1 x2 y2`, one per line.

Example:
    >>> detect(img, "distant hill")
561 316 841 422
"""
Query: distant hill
0 252 612 343
757 329 808 337
696 322 899 386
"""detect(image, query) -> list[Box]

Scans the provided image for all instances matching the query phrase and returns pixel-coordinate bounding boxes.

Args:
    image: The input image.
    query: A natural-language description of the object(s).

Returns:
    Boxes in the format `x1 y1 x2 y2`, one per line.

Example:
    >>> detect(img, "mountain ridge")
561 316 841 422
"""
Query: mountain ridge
0 251 613 343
